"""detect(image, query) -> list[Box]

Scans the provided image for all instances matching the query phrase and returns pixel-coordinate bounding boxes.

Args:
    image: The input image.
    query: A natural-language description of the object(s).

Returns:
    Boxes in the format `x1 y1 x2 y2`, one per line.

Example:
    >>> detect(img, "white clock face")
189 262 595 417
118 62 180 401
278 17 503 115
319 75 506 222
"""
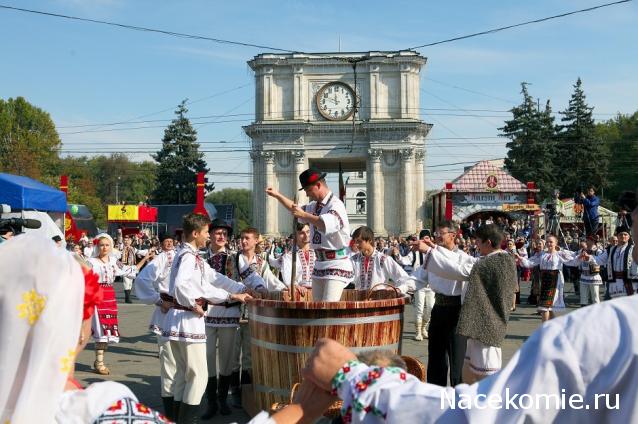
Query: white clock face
316 82 355 121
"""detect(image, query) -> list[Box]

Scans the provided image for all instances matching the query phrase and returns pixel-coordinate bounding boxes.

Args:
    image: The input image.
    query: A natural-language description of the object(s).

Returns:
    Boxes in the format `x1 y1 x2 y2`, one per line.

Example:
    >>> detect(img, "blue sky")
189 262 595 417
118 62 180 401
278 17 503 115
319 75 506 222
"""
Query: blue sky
1 0 636 193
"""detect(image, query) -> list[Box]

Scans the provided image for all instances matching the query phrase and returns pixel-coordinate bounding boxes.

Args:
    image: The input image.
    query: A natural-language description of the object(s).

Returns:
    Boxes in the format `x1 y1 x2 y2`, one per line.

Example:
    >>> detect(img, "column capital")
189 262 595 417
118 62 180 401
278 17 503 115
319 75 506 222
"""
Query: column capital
291 150 305 164
415 148 425 162
368 148 383 161
262 151 275 164
399 147 414 161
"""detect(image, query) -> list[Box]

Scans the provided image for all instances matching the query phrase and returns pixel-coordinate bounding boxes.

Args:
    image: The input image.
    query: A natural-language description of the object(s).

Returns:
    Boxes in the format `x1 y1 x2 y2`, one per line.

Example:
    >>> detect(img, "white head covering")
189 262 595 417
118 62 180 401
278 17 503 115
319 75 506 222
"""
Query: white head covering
92 233 114 258
0 234 84 423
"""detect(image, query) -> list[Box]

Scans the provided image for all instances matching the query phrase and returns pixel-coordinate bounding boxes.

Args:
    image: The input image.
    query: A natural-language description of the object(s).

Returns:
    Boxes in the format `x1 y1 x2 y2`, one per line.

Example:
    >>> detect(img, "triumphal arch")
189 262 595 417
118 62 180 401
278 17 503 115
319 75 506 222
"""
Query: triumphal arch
244 51 431 236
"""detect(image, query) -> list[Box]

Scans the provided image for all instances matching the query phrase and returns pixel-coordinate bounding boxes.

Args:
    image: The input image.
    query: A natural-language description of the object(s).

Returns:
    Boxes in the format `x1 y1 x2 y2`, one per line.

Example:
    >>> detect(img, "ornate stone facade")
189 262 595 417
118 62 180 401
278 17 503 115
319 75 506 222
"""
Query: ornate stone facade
244 51 432 236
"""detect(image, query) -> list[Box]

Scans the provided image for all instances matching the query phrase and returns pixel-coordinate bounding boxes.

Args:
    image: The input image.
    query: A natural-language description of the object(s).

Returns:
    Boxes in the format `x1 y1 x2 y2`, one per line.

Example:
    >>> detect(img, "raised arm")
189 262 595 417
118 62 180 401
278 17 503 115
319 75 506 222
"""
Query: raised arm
134 256 163 305
381 255 415 294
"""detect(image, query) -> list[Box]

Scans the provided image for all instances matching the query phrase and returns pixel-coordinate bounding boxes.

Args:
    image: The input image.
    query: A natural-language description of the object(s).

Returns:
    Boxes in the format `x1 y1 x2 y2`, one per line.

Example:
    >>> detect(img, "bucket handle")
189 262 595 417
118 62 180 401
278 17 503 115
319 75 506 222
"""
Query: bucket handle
367 283 400 300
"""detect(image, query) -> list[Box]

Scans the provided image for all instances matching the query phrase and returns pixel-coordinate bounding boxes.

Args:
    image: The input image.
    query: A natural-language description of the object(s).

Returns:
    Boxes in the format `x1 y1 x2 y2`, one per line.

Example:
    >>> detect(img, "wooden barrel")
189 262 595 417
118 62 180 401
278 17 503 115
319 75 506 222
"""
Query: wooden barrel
247 289 407 412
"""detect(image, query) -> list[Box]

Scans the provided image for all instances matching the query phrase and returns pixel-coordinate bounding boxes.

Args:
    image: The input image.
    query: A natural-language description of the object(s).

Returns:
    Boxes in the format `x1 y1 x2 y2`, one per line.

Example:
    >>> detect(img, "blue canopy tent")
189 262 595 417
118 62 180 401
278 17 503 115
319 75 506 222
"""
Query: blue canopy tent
0 173 67 212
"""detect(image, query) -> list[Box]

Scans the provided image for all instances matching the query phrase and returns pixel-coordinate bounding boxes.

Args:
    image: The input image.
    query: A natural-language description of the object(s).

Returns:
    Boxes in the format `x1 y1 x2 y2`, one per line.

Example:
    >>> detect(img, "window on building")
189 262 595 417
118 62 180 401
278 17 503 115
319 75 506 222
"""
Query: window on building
356 191 366 214
357 171 364 178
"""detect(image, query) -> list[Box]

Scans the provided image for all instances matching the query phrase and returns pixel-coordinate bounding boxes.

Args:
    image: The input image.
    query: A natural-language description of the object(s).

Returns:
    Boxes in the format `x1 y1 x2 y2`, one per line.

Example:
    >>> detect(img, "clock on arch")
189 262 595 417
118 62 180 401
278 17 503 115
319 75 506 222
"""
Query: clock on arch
315 82 355 121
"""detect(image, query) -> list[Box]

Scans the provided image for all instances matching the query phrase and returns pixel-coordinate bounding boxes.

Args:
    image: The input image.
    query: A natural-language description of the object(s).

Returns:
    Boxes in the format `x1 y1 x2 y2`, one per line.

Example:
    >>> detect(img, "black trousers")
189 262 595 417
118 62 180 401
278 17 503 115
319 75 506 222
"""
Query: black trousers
427 301 466 387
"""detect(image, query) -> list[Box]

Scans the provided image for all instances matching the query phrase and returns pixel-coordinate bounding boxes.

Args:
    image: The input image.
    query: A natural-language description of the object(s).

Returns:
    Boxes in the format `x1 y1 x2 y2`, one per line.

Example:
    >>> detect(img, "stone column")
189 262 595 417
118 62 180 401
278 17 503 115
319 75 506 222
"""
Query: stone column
400 148 414 235
292 150 306 204
414 149 425 230
249 151 262 230
367 149 384 235
262 151 276 235
293 66 304 120
399 64 410 118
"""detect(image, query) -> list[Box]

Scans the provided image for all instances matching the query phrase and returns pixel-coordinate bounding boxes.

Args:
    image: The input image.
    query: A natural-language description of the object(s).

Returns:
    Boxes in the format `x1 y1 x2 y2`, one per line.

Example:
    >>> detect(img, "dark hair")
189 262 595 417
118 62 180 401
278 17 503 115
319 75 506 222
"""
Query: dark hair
240 227 260 238
295 222 309 232
182 213 211 236
475 223 503 248
352 226 374 243
436 220 456 232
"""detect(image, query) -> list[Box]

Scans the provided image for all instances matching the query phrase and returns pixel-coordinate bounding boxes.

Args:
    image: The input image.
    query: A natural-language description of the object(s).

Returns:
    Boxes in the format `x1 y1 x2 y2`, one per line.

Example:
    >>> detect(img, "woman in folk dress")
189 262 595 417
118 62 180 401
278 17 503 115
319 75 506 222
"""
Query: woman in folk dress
517 235 577 322
88 233 153 374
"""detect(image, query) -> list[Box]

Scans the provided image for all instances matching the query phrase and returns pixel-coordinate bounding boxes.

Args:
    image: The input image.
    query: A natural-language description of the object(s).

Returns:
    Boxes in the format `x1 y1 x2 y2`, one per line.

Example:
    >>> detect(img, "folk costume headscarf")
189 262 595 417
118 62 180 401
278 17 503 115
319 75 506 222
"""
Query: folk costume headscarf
0 234 84 423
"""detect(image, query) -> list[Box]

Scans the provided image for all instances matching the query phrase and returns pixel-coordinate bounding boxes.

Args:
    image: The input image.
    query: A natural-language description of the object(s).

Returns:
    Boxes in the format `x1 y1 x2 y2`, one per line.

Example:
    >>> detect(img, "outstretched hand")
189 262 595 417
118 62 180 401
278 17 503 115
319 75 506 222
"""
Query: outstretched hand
412 238 435 254
265 187 279 198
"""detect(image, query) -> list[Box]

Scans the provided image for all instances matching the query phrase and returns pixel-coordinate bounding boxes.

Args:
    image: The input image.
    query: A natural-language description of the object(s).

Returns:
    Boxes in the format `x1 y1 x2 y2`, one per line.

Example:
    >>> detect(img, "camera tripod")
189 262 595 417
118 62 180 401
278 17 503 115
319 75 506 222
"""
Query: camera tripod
545 212 569 249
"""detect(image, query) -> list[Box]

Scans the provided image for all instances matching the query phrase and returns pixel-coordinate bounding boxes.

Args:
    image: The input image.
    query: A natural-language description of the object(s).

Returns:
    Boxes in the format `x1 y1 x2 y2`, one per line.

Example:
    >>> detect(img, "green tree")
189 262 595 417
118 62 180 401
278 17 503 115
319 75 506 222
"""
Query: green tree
88 154 157 204
596 111 638 203
152 100 213 204
500 83 557 200
206 188 252 231
555 78 609 195
0 97 61 179
55 156 107 227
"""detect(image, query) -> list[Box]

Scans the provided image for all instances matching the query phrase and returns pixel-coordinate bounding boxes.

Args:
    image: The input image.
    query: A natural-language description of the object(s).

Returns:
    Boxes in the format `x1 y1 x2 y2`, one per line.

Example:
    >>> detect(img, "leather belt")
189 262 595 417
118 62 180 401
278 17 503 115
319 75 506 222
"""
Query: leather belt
160 293 208 311
212 301 241 308
316 248 348 261
434 293 461 306
613 272 625 279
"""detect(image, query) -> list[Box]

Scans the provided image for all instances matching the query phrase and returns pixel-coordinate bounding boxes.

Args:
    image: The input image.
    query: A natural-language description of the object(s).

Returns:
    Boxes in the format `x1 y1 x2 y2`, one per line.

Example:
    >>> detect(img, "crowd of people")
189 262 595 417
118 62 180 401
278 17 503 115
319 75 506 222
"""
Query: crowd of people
2 167 637 423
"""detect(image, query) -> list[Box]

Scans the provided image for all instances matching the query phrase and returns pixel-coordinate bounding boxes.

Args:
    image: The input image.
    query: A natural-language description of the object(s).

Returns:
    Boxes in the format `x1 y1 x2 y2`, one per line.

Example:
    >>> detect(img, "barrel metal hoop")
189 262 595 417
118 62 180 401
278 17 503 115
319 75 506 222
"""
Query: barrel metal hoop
248 312 401 326
253 384 292 396
251 338 399 354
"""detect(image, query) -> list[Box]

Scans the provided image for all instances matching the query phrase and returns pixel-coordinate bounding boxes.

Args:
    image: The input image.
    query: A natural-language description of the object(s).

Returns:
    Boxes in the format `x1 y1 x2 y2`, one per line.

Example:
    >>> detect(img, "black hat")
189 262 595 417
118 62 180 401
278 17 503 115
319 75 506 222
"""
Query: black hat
615 225 631 235
419 229 432 239
298 167 327 191
210 218 233 237
159 233 175 243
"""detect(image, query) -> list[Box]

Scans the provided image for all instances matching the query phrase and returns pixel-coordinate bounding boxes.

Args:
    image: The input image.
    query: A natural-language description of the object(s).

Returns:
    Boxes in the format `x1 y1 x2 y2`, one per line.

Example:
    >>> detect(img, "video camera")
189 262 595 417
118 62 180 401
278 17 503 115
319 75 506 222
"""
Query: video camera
0 217 42 233
0 205 43 234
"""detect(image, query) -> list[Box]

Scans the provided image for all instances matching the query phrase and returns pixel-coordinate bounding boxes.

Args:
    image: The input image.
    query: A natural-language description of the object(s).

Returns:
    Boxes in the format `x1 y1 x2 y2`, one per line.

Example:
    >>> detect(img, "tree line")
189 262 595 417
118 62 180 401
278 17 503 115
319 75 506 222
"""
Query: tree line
2 85 636 228
501 78 636 206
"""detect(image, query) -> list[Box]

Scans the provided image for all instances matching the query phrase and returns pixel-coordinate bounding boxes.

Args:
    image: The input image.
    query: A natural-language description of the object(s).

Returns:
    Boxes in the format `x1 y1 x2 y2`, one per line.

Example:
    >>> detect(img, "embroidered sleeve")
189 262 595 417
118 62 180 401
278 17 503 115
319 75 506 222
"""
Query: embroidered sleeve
95 397 172 423
332 360 410 423
321 209 344 235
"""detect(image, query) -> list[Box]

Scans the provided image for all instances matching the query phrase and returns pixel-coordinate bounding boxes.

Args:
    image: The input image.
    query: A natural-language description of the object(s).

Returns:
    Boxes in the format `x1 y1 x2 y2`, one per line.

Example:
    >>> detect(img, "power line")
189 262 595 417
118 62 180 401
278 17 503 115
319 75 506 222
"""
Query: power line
407 0 632 49
1 1 630 56
0 4 294 52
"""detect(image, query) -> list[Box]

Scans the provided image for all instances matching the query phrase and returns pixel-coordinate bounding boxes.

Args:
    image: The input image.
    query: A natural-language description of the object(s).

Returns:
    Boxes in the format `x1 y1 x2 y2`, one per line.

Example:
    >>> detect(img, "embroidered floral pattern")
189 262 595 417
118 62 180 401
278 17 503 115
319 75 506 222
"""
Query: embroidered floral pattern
328 209 344 229
313 268 355 279
333 361 411 424
161 329 207 340
60 349 77 374
97 397 170 423
16 289 47 326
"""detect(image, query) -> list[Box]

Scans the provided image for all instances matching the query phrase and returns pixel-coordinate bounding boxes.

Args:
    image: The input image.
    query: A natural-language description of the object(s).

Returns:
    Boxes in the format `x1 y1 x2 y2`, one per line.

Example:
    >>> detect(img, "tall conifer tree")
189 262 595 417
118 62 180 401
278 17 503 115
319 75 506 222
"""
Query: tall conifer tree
555 78 608 196
152 100 213 204
500 83 557 200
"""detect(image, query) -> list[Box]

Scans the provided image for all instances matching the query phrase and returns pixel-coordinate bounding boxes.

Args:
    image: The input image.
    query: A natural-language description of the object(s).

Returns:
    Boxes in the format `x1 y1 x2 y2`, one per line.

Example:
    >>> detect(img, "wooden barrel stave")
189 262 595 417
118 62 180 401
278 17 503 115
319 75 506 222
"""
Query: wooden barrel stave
248 289 407 411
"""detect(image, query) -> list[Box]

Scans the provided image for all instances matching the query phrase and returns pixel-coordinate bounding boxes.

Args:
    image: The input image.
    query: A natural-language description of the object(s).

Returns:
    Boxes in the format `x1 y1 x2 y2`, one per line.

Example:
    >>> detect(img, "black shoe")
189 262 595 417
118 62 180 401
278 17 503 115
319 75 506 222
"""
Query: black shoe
124 289 133 304
161 397 175 421
230 370 242 408
218 375 232 416
201 377 218 419
177 402 200 424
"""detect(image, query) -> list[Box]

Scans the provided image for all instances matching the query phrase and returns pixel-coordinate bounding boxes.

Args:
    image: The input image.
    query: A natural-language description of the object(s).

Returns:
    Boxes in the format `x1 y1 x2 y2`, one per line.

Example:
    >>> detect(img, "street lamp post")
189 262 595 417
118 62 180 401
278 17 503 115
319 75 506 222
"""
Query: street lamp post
116 176 121 204
176 183 182 204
